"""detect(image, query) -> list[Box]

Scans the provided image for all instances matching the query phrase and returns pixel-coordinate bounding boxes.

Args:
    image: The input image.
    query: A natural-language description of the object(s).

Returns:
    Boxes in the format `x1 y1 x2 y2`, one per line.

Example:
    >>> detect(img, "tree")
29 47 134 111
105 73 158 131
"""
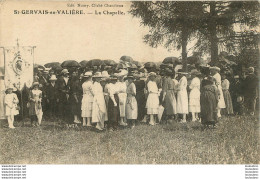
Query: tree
194 1 259 65
130 2 204 71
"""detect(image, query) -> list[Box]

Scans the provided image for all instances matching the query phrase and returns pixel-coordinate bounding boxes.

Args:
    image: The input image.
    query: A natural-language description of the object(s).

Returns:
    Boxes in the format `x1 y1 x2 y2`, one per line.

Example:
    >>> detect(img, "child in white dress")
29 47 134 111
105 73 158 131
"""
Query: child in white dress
5 85 19 129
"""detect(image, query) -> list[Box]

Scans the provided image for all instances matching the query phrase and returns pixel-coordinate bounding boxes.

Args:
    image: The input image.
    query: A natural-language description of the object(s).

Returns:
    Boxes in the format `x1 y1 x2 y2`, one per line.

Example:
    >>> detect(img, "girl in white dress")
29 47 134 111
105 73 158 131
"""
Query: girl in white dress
5 85 19 129
189 70 201 121
116 74 128 126
92 72 108 131
210 67 226 118
176 71 189 123
146 72 159 125
81 72 94 127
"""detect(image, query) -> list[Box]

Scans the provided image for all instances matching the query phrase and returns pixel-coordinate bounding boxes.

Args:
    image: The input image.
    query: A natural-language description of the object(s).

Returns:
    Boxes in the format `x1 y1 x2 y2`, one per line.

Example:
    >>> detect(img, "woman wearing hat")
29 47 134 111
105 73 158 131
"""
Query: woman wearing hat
221 72 233 115
46 75 59 120
92 72 108 131
81 72 94 127
162 69 177 122
68 71 82 127
176 70 189 123
4 85 19 128
146 72 160 125
107 74 121 131
210 66 226 118
28 82 43 127
125 75 138 128
116 72 128 126
189 70 201 121
134 73 146 122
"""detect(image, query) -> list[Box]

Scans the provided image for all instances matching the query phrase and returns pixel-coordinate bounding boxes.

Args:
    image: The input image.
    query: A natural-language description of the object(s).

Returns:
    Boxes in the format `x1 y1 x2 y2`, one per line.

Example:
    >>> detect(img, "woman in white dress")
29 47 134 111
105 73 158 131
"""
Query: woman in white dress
189 70 201 121
116 73 128 126
92 72 108 131
146 72 159 126
125 75 138 128
81 72 94 127
4 85 19 129
176 70 189 123
210 67 226 118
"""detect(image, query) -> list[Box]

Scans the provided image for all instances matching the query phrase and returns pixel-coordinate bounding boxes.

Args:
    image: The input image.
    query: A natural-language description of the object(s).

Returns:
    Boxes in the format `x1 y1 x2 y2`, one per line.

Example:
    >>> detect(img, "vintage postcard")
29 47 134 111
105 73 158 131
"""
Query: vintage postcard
0 0 259 171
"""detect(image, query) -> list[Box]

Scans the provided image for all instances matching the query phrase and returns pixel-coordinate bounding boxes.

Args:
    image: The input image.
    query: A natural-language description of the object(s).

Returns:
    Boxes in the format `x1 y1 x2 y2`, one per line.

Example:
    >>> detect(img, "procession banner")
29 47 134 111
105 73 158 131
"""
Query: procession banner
4 46 34 90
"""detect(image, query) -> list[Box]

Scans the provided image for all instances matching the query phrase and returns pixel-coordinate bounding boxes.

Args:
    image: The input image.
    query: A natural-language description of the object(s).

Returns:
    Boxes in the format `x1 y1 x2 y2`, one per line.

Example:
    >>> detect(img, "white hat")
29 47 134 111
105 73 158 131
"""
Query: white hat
84 71 92 77
209 66 220 72
49 75 57 81
93 72 102 78
6 84 14 90
61 69 69 74
248 67 254 73
101 71 110 78
148 72 157 77
234 75 239 79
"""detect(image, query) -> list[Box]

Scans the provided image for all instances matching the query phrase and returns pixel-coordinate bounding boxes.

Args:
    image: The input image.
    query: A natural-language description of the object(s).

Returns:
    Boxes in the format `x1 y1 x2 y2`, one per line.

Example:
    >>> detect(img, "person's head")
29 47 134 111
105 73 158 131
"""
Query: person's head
61 69 69 77
6 86 13 94
125 75 135 84
234 75 240 82
222 73 227 80
93 72 102 82
148 72 156 81
210 66 220 75
32 82 39 90
49 69 55 76
109 75 118 84
43 70 49 77
71 71 77 78
49 75 57 83
248 67 254 74
83 72 93 82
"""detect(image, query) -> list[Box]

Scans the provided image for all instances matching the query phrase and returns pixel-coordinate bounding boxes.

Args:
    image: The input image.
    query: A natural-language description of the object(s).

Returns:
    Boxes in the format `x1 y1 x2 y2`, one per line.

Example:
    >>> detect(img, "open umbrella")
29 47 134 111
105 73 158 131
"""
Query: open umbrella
144 62 156 69
162 57 181 65
133 60 142 68
79 60 88 68
116 63 127 69
44 62 60 68
103 59 117 66
87 59 103 67
61 60 80 68
120 56 134 63
187 56 200 64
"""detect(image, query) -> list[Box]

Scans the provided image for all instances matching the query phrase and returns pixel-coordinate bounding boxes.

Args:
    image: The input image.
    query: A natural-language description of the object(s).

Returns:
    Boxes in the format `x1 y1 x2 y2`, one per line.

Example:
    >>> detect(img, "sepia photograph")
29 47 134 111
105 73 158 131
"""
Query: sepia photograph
0 0 259 167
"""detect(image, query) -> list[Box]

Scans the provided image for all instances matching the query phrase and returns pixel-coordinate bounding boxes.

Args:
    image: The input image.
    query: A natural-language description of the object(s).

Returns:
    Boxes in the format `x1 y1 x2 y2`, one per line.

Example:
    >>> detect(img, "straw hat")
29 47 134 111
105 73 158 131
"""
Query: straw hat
101 71 110 78
248 67 254 74
93 72 103 78
209 66 220 72
6 84 14 90
32 82 40 88
177 69 188 75
190 69 201 76
124 75 135 80
84 71 92 77
148 72 157 77
234 75 239 79
61 69 69 74
49 75 57 81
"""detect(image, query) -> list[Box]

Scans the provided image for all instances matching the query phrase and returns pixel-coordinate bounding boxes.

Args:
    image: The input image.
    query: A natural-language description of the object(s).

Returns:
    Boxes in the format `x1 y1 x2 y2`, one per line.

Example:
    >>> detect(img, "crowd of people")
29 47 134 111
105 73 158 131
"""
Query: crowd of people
3 64 258 131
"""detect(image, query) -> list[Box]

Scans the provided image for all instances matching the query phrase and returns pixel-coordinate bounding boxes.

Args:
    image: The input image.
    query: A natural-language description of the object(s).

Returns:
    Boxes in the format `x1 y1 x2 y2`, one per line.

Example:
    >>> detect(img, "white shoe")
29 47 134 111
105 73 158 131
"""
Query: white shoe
9 126 15 129
86 124 92 127
96 125 103 131
180 120 186 123
192 118 196 122
119 122 126 126
83 123 87 127
74 119 81 124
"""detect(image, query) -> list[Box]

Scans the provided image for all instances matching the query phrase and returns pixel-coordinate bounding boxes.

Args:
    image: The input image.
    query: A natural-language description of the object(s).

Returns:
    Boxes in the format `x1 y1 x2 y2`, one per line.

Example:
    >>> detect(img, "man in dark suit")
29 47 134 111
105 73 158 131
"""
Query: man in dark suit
243 67 258 115
56 69 71 124
46 75 59 120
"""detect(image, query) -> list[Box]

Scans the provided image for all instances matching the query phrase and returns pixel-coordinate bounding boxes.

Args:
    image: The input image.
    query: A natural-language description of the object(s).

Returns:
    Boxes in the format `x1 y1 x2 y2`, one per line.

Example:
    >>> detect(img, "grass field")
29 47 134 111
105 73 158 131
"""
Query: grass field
0 115 259 164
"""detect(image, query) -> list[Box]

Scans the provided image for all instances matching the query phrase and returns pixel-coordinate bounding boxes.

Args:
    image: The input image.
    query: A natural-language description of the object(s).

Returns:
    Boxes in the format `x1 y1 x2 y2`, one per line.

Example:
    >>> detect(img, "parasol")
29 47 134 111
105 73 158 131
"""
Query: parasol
44 62 60 68
103 59 117 66
116 63 127 69
144 62 156 69
86 59 103 67
120 56 134 63
79 60 88 68
162 57 181 65
61 60 81 68
133 60 142 68
187 56 200 64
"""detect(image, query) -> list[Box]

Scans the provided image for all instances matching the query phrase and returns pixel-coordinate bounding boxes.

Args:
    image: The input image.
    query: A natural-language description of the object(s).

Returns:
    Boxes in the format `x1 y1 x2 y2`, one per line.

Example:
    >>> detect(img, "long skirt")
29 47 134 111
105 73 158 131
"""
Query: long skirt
118 93 127 117
217 86 226 109
189 88 200 113
136 90 146 120
200 91 218 125
164 90 177 115
146 93 159 114
222 90 233 115
108 94 120 129
81 94 93 118
177 90 188 114
92 94 108 128
126 96 138 119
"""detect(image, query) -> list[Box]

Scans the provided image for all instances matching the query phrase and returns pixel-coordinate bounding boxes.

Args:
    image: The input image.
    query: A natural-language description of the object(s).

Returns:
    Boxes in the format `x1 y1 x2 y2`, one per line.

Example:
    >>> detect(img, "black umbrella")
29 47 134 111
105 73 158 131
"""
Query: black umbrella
79 60 88 68
187 56 200 64
120 56 134 63
61 60 80 68
163 57 181 65
116 63 127 69
103 59 117 66
44 62 60 68
133 60 142 68
87 59 103 67
144 62 156 69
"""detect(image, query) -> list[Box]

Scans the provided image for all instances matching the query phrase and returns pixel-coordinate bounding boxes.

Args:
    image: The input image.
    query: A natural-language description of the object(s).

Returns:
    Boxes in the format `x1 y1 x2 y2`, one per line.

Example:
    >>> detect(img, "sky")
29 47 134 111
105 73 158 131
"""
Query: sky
0 1 192 66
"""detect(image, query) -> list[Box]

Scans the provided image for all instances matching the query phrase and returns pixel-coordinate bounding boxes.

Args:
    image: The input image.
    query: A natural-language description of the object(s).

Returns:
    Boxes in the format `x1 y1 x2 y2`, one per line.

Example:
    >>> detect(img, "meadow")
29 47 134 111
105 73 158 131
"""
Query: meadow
0 115 259 164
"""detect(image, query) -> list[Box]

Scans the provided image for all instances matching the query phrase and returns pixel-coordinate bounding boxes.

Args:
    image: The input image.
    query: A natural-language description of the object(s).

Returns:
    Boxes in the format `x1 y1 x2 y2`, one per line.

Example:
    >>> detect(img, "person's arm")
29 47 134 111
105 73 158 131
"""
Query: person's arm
108 85 117 106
